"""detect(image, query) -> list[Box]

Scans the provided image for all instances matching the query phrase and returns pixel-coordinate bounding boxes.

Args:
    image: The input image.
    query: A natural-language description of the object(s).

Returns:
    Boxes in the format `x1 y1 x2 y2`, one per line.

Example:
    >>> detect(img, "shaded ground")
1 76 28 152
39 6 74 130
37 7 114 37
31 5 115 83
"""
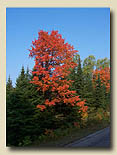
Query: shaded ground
65 127 110 148
32 120 110 147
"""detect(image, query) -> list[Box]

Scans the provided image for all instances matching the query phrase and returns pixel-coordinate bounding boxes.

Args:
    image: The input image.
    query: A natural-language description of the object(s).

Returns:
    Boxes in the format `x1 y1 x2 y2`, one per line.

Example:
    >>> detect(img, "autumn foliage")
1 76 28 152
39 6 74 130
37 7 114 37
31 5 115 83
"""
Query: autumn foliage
6 31 110 147
93 67 110 91
29 30 87 112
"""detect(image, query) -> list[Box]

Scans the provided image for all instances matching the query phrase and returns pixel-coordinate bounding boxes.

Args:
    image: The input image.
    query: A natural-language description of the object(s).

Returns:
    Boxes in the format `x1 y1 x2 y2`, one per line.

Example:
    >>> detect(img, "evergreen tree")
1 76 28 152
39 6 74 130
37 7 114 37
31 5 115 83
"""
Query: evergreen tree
82 73 94 107
15 66 26 89
74 56 84 99
82 55 96 107
6 75 13 92
93 74 106 109
102 83 110 110
105 88 110 111
6 66 36 146
6 76 14 145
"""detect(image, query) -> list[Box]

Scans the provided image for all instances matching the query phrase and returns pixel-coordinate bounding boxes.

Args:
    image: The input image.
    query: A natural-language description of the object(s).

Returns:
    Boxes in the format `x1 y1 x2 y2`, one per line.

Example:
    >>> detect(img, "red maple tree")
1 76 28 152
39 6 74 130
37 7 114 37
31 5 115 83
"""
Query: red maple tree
29 30 87 112
93 67 110 91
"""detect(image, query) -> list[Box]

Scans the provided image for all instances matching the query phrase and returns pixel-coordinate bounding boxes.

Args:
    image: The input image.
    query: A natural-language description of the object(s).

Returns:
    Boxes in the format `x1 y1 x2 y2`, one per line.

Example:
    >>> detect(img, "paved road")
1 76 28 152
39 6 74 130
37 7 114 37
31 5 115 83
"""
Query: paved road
65 127 110 148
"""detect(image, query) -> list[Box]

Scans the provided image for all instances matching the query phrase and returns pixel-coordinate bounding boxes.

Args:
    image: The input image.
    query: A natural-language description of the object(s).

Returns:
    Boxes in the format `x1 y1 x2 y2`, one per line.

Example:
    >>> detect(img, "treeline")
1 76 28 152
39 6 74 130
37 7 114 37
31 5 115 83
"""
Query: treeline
6 55 110 146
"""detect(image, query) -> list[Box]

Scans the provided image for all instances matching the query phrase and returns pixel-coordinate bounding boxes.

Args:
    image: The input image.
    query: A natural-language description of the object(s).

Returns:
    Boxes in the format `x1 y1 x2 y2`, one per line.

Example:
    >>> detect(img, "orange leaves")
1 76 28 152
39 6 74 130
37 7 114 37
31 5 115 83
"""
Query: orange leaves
48 65 53 70
42 84 49 92
93 67 110 92
64 96 80 104
57 85 69 92
76 100 88 113
45 99 55 106
29 30 88 113
29 30 78 93
33 76 39 81
36 105 46 111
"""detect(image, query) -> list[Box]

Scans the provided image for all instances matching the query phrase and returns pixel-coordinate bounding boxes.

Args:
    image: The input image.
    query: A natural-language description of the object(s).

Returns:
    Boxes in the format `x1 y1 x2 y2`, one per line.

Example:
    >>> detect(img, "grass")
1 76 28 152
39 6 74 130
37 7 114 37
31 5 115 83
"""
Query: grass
31 119 110 147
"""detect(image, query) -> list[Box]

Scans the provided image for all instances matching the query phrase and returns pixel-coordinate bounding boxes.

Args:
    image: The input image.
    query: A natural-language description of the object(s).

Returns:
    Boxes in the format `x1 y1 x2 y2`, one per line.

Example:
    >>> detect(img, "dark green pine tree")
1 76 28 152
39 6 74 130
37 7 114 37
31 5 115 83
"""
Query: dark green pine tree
105 88 110 111
69 56 94 106
74 57 84 99
6 66 37 146
68 56 84 97
102 83 110 110
6 75 16 146
93 74 106 110
82 73 94 107
15 66 26 89
6 75 15 145
101 83 107 109
25 66 32 81
6 75 13 92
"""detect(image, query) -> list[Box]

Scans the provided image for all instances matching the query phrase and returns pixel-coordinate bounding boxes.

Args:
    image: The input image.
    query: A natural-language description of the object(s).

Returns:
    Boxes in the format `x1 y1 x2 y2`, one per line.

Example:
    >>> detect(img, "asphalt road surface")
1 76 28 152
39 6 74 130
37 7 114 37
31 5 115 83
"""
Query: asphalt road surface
65 127 110 148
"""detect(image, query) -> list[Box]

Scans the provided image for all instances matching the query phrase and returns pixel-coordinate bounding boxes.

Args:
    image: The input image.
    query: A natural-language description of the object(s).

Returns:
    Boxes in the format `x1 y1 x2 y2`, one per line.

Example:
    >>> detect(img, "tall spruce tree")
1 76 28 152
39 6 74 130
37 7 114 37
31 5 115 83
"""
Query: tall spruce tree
6 76 14 145
74 56 84 99
6 75 13 92
82 55 96 107
16 66 27 89
82 73 94 107
93 74 106 109
6 66 36 146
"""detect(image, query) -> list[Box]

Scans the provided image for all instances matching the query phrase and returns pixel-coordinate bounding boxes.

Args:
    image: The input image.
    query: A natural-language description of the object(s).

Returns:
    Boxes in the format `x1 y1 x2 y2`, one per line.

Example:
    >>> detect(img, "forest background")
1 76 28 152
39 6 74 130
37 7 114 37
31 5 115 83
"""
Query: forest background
6 30 110 146
6 8 110 147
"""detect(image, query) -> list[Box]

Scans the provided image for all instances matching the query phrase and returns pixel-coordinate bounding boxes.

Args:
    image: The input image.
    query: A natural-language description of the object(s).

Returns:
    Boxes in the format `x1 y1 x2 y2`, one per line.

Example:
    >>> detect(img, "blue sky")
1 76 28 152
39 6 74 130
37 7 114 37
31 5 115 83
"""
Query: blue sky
6 8 110 86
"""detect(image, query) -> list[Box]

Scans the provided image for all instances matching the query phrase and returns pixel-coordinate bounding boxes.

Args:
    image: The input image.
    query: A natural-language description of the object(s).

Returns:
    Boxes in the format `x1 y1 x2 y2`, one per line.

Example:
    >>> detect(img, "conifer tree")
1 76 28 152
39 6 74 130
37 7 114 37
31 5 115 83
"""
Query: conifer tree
6 75 14 145
70 55 84 100
75 56 84 98
82 56 96 107
93 74 105 109
6 75 13 92
82 73 94 107
6 66 36 146
16 66 26 89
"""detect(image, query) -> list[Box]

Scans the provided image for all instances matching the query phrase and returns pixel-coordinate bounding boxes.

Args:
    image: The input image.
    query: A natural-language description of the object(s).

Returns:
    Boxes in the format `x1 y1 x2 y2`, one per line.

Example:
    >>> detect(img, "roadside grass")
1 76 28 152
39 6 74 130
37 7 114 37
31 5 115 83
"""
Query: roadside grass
31 119 110 147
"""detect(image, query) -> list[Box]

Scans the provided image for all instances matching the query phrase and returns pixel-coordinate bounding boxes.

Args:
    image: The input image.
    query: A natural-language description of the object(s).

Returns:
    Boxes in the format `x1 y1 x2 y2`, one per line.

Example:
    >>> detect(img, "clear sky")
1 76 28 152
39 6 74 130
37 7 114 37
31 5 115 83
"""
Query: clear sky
6 8 110 86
